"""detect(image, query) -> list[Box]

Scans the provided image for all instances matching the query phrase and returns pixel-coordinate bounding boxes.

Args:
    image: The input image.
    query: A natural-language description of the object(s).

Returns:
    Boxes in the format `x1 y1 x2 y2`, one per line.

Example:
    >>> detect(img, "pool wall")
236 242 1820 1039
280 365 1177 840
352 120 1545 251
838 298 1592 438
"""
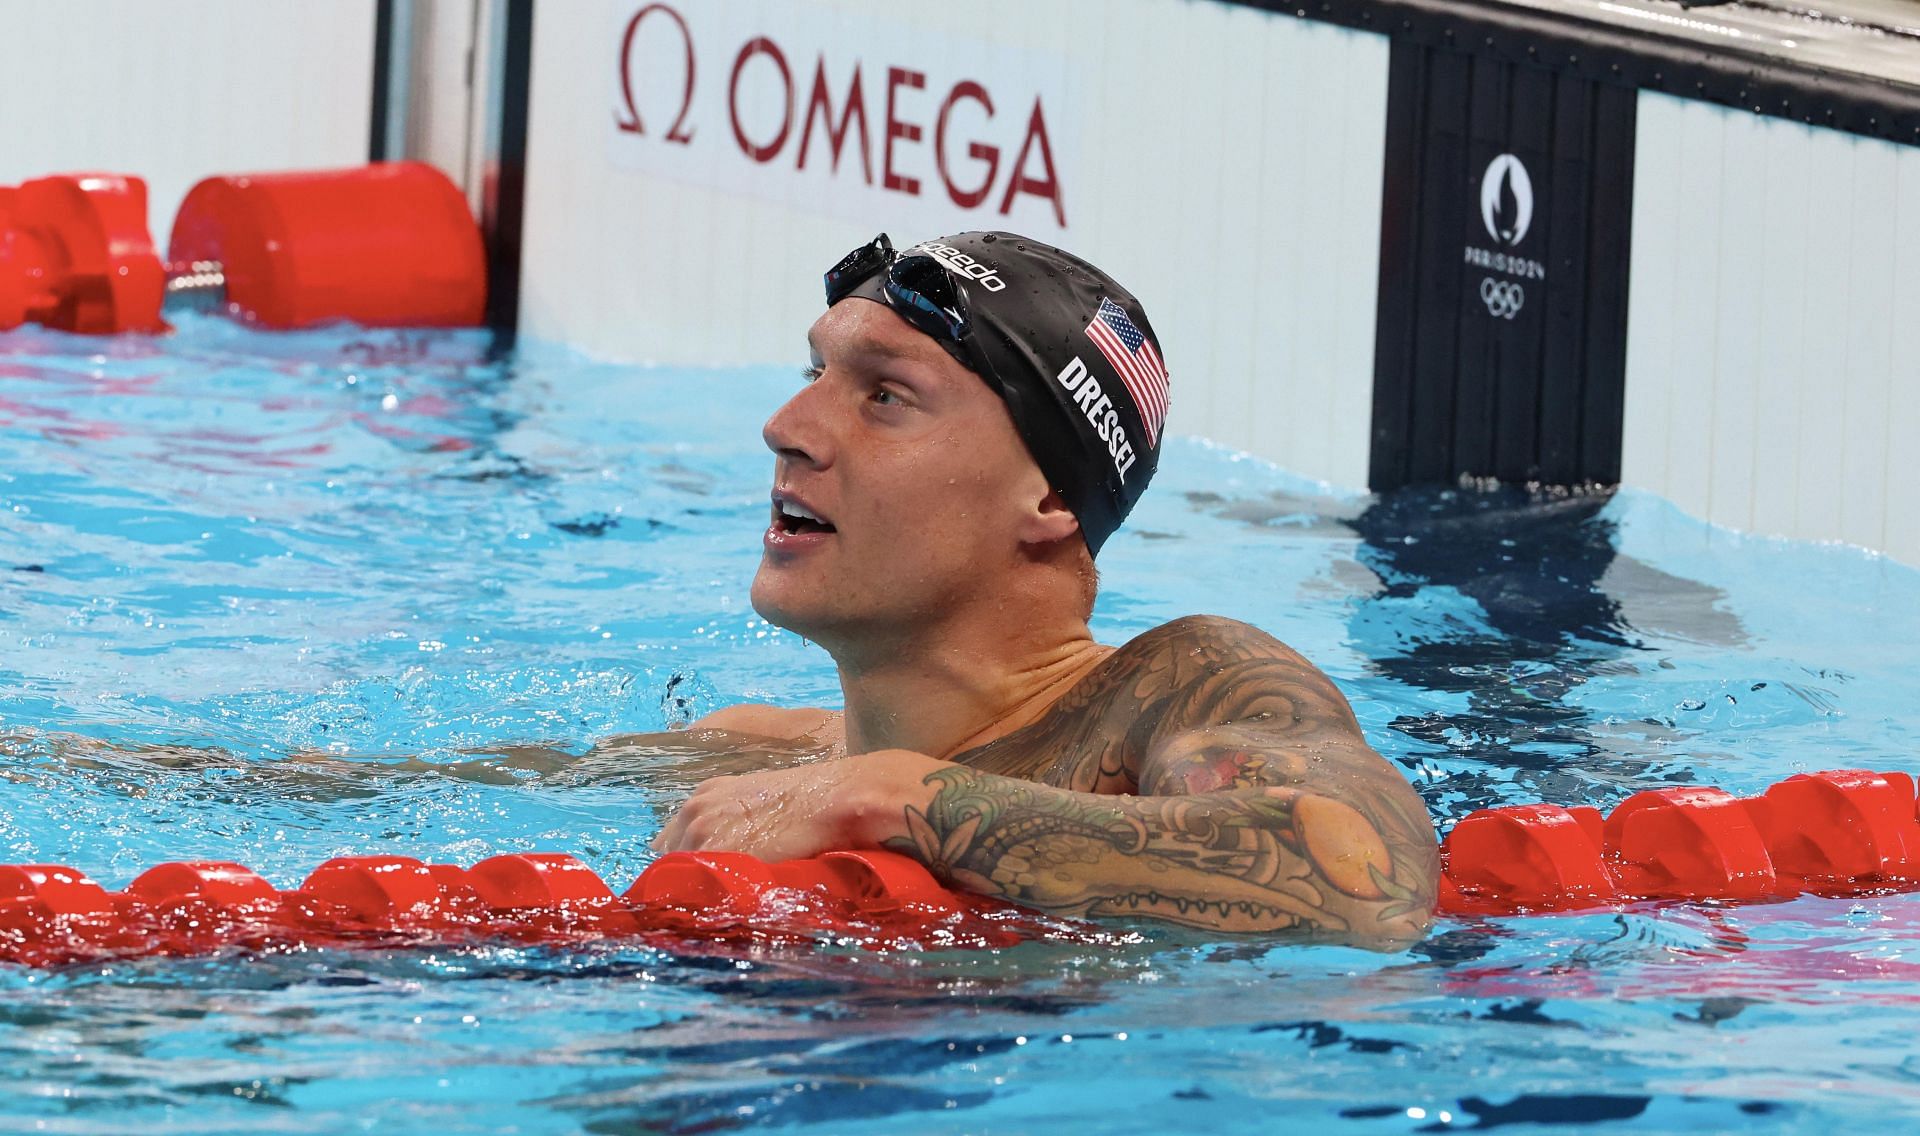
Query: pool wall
0 0 1914 565
513 0 1920 564
1623 92 1920 565
0 1 378 240
521 0 1392 493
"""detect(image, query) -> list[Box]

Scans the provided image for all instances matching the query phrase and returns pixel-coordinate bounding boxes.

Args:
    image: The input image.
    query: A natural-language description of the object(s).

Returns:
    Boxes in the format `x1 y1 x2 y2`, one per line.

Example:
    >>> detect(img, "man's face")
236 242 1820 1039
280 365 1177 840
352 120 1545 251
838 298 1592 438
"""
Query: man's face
750 298 1053 645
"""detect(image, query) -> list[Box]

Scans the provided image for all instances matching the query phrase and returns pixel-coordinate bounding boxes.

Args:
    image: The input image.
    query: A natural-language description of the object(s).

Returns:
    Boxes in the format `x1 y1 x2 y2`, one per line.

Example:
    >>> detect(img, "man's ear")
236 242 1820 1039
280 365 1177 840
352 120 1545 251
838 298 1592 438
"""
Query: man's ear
1018 488 1081 546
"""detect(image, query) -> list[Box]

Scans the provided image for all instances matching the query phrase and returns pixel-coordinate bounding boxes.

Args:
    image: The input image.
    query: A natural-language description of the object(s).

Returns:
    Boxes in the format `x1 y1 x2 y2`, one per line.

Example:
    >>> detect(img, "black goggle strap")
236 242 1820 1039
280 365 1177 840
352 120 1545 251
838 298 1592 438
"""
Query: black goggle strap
824 233 894 305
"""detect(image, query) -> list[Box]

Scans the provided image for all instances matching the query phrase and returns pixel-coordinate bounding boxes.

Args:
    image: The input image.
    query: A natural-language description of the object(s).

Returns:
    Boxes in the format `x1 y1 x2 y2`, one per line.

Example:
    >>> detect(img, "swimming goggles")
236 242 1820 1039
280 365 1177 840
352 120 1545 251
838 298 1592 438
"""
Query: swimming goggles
823 233 972 344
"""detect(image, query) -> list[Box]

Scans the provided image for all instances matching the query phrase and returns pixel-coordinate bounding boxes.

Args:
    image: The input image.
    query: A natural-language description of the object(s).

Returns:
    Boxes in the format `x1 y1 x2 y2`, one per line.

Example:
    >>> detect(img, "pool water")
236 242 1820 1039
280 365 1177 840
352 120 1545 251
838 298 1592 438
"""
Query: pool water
2 316 1918 1133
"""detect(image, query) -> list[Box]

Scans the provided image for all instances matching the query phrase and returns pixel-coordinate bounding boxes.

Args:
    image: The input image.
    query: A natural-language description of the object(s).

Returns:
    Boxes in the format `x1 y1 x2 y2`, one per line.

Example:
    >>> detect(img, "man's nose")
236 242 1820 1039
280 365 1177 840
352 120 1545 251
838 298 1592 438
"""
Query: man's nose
761 378 831 468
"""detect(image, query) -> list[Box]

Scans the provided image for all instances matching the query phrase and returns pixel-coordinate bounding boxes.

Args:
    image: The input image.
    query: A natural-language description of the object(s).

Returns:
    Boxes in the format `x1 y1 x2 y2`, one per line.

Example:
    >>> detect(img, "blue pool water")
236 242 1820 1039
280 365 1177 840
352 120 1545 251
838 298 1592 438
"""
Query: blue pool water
3 316 1919 1133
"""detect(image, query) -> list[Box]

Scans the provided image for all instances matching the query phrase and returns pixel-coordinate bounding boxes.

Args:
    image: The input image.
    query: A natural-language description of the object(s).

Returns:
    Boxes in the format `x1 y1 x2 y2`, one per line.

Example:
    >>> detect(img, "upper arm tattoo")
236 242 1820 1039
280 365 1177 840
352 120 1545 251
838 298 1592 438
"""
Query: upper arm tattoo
1135 655 1368 796
904 616 1440 944
953 615 1364 791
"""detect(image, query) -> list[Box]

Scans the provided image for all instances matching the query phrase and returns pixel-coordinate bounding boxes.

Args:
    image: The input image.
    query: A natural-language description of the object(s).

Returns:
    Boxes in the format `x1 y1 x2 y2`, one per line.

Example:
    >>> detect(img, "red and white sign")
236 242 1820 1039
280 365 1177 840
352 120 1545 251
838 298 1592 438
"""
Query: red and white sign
608 1 1074 233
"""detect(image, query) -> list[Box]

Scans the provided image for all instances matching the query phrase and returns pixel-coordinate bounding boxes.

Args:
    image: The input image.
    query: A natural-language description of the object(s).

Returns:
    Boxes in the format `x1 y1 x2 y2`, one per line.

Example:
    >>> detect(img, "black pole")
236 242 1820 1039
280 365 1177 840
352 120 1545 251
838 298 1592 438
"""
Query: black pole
369 0 395 161
486 0 534 351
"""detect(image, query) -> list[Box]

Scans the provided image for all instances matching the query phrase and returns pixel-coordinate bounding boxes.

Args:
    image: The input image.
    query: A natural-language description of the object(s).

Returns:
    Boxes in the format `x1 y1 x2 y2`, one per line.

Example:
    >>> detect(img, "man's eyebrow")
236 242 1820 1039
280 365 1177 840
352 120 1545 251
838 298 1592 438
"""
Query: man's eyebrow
809 315 957 380
835 328 946 370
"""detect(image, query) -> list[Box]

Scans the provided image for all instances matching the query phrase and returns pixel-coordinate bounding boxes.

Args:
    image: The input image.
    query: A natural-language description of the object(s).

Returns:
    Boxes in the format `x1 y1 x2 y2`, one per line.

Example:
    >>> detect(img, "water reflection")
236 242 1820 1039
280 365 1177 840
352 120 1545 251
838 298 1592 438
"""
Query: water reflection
1194 482 1746 815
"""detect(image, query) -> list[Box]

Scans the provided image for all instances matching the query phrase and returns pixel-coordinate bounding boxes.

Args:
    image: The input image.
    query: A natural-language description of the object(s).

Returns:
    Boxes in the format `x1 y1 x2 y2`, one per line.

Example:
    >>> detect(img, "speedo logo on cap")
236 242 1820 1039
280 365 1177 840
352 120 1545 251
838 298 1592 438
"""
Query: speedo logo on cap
910 241 1007 293
1054 356 1137 482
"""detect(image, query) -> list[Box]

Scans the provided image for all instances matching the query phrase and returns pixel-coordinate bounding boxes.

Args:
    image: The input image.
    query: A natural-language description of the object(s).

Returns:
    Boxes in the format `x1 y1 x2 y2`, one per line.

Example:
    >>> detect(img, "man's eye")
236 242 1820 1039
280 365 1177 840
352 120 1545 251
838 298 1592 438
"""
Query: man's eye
871 385 914 408
799 365 823 383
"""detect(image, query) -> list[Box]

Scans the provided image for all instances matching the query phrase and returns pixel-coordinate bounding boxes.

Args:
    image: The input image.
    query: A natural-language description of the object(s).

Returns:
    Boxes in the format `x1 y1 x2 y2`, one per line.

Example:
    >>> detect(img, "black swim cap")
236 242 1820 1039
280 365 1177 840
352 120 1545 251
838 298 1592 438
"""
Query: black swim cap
824 232 1169 558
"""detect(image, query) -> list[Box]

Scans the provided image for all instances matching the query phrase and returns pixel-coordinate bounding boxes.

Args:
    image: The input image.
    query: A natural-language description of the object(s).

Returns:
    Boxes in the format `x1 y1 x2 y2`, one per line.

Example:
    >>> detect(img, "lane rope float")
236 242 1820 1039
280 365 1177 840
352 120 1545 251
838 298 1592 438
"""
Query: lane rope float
1440 768 1920 915
1 162 484 336
3 768 1915 967
0 849 1044 968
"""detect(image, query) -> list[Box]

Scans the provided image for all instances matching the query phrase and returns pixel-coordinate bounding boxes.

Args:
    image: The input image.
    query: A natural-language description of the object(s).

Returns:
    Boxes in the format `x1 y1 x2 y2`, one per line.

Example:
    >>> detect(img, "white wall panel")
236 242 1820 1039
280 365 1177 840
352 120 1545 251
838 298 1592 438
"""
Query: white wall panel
0 0 377 242
1203 5 1264 457
1747 118 1811 540
1704 110 1763 534
1618 95 1680 499
1324 22 1386 495
1795 140 1854 543
1624 91 1920 565
1890 148 1920 566
1840 139 1896 553
1250 26 1306 477
522 0 1389 489
1664 99 1724 524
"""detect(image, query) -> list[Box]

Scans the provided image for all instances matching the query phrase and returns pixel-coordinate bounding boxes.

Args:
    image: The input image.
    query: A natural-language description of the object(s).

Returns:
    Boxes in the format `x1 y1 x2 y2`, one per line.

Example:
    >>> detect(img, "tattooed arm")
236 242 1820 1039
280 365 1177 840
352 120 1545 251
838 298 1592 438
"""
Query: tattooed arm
656 616 1438 946
887 617 1439 946
888 762 1434 944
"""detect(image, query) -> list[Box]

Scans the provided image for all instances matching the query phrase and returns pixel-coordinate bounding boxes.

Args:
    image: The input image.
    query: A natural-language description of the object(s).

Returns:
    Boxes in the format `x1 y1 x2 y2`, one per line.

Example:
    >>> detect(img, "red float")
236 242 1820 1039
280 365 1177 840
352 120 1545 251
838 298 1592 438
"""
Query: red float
0 174 166 333
7 768 1920 966
166 160 486 329
1 162 485 335
1440 803 1614 914
1440 767 1920 915
1747 770 1920 888
0 849 1029 969
1604 786 1779 901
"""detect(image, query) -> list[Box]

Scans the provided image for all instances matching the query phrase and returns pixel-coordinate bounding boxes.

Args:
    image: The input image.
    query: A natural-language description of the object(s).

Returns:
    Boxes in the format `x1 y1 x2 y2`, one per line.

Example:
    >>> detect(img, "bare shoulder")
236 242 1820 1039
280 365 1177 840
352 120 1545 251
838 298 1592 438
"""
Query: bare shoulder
689 703 838 742
1113 613 1337 678
1128 618 1438 903
1108 614 1364 737
1118 613 1297 656
954 614 1366 790
1129 619 1433 867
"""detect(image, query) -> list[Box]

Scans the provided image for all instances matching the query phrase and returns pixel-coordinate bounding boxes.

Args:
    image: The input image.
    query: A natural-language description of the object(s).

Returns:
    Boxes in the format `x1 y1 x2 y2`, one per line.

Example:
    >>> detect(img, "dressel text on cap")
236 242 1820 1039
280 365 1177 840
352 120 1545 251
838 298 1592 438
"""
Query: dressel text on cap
1055 356 1137 481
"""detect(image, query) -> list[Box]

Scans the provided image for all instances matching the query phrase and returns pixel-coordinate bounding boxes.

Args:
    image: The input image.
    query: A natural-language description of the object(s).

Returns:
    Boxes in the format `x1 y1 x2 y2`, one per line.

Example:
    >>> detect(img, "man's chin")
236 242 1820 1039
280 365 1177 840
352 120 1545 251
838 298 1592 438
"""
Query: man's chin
749 574 828 642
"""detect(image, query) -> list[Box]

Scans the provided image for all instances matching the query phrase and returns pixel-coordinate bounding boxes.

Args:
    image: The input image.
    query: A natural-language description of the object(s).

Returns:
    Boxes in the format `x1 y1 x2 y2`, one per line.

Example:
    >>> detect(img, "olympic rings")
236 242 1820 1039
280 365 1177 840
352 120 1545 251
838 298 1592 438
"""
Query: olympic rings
1479 277 1525 320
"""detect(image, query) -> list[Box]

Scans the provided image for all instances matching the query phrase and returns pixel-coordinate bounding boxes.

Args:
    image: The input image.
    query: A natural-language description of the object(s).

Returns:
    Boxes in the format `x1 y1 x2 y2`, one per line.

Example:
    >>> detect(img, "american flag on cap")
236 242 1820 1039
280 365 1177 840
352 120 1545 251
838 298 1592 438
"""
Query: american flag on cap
1084 297 1169 446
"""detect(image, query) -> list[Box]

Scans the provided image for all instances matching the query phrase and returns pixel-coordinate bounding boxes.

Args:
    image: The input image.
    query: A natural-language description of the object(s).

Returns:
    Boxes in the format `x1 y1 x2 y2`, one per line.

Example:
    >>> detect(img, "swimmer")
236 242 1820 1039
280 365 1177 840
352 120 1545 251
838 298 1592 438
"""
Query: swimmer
653 232 1438 947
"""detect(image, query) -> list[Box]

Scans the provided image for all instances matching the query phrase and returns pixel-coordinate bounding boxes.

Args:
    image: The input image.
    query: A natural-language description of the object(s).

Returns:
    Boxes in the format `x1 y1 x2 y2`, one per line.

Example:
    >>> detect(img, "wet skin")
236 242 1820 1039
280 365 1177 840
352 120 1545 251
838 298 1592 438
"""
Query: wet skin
661 616 1439 947
654 299 1440 948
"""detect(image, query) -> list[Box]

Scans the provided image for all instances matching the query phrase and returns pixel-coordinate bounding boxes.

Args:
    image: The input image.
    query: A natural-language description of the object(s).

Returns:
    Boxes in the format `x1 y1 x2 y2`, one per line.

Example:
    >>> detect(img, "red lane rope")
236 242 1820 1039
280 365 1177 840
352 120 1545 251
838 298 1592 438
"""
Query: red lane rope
0 849 1035 968
1440 768 1920 915
5 768 1915 966
2 162 485 336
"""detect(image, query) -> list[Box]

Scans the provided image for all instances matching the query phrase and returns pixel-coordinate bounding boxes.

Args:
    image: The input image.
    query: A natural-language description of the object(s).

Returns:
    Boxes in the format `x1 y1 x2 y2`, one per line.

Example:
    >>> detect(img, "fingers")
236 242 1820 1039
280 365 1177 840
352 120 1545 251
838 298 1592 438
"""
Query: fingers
651 807 681 852
654 776 737 853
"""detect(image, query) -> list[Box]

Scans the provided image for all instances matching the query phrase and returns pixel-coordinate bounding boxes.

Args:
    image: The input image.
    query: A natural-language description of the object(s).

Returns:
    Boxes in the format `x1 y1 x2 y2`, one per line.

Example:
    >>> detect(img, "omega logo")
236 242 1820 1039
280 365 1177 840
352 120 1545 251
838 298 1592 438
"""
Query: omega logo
613 3 1068 227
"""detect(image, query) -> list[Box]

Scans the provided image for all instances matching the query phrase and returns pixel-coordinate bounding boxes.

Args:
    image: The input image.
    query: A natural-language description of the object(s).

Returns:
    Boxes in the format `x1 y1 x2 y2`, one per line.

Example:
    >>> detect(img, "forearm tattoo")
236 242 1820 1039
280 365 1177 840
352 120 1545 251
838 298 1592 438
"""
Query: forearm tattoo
885 616 1439 944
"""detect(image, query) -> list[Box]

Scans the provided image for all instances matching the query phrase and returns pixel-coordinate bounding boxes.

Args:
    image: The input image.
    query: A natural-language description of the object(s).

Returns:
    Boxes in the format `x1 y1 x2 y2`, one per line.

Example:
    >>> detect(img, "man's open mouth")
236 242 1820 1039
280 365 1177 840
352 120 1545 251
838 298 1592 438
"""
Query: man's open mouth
772 495 837 536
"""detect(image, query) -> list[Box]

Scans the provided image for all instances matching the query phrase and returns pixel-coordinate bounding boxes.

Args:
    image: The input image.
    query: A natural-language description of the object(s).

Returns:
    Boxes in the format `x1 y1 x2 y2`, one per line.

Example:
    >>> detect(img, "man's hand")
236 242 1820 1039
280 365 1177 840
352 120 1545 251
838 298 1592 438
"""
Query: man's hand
652 749 949 862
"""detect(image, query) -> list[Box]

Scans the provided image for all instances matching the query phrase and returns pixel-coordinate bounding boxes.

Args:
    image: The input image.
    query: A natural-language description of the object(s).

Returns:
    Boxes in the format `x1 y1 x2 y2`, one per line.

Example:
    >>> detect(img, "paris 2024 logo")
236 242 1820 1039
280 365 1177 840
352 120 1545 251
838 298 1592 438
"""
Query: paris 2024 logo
1465 153 1546 321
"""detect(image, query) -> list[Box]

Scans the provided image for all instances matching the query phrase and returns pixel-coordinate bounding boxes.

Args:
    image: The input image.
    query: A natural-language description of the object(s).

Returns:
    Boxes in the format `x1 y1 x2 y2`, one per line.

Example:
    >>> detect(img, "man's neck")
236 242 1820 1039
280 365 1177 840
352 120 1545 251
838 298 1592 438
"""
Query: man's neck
831 617 1108 760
